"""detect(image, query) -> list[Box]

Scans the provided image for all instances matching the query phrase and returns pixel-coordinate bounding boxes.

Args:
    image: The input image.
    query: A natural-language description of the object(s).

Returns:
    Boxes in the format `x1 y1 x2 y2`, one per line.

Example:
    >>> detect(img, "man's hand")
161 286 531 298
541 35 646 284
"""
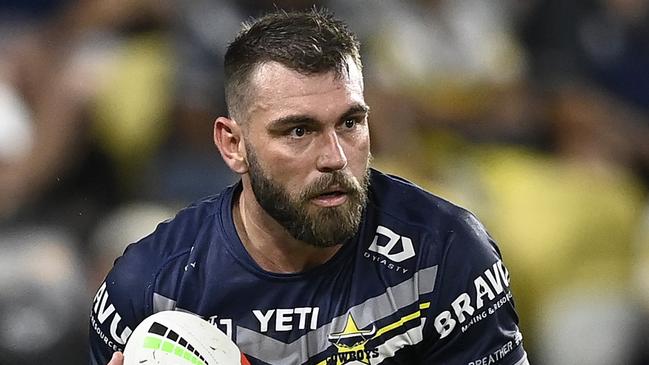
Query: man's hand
107 352 124 365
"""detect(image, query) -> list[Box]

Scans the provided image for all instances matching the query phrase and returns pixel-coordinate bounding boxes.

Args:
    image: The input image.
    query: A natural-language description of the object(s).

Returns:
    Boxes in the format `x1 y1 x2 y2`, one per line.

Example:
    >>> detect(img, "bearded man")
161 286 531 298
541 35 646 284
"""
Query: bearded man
90 8 528 365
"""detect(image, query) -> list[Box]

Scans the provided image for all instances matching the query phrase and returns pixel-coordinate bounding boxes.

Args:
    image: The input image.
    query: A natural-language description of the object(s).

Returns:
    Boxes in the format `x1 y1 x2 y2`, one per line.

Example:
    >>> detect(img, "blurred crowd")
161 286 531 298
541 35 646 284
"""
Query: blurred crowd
1 0 648 364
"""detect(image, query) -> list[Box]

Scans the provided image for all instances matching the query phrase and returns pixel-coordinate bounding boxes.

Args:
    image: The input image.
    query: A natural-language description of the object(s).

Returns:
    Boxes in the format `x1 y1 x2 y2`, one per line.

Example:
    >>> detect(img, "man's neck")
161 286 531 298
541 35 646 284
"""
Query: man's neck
232 188 342 273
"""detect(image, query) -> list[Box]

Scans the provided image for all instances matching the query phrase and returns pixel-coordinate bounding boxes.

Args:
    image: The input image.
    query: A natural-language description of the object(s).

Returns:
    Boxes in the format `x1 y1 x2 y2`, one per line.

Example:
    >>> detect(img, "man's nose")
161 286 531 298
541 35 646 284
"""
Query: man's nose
316 131 348 172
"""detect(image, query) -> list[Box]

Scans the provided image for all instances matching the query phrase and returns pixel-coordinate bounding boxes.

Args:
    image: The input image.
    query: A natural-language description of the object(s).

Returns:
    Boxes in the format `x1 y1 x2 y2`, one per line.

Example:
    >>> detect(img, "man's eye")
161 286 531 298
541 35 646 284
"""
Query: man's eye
291 127 307 137
344 118 357 129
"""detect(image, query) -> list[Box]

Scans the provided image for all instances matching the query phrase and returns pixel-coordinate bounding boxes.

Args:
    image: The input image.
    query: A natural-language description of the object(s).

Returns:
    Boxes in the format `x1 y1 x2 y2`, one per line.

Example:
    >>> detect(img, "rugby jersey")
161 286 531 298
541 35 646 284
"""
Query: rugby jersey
89 169 528 365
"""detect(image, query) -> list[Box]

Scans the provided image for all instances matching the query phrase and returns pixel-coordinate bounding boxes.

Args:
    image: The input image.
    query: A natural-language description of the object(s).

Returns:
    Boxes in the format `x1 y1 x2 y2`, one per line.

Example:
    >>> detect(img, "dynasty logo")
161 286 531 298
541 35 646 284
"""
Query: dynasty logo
325 314 379 365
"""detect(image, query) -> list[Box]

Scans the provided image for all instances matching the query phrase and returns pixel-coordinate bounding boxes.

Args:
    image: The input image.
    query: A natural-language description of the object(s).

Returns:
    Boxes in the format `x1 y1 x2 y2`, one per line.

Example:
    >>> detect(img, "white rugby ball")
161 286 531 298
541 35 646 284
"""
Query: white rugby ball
123 311 248 365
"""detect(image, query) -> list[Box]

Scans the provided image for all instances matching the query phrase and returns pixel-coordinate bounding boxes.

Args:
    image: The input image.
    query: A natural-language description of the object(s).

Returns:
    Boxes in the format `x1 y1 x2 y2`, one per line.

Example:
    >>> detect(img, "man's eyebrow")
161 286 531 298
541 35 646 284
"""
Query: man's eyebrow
340 104 370 120
267 115 320 131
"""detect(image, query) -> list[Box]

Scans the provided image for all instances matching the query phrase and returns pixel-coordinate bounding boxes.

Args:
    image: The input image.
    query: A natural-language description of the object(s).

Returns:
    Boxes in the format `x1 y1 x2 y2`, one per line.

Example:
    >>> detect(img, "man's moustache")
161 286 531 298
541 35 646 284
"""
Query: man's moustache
303 173 360 199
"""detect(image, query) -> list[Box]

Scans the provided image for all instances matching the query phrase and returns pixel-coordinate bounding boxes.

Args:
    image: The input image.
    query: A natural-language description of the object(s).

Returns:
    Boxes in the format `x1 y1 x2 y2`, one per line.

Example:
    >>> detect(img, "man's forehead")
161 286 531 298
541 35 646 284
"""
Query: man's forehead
251 59 362 95
245 60 365 118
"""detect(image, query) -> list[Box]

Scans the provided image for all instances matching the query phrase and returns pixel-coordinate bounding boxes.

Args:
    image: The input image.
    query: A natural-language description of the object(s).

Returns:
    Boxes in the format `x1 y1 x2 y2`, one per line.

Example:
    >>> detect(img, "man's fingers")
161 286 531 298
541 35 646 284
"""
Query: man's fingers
107 352 124 365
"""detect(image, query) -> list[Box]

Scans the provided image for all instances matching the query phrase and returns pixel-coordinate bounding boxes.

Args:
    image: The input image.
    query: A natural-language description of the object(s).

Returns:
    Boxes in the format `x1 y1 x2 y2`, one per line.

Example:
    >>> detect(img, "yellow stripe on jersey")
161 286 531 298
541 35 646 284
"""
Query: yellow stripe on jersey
374 302 430 338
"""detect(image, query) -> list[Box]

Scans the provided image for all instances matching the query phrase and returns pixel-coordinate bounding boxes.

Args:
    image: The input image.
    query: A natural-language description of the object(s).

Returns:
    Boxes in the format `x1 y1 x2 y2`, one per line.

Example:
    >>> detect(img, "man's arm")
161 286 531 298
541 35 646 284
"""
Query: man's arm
89 240 157 365
418 212 528 364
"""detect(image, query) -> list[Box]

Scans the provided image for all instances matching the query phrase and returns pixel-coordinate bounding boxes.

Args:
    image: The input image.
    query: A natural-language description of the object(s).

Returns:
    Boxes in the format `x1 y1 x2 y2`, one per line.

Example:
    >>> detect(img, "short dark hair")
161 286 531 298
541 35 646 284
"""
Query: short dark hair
224 8 362 121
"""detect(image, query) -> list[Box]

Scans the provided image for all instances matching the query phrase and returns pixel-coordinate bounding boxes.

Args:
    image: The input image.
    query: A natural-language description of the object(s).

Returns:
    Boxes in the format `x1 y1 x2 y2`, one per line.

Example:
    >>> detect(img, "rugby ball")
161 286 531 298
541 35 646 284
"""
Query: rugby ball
123 311 248 365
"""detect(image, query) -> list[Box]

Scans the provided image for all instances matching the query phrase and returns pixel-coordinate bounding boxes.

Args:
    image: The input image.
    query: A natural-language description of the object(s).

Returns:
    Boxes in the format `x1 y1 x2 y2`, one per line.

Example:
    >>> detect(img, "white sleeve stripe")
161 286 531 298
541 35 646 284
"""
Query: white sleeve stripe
513 352 529 365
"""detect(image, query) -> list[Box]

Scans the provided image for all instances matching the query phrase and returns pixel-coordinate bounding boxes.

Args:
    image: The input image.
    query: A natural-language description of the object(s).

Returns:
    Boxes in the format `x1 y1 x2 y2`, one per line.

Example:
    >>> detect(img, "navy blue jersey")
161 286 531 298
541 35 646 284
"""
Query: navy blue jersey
89 169 528 365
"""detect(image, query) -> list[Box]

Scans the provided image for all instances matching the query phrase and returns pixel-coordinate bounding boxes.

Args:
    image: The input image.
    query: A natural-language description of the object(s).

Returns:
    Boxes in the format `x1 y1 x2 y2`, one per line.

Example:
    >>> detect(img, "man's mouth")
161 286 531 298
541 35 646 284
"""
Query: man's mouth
310 188 349 207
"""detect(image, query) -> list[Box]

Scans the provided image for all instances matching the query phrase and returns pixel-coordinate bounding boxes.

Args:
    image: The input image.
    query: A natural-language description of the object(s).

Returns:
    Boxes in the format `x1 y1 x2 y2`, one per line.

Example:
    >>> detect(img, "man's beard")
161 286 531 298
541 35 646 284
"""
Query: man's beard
246 146 370 248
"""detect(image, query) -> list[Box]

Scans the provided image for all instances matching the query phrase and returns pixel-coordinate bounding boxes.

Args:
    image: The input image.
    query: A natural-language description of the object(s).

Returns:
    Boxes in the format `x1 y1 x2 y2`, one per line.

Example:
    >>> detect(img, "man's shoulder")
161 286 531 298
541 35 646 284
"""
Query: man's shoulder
89 188 236 352
368 169 472 231
364 169 494 272
109 187 235 287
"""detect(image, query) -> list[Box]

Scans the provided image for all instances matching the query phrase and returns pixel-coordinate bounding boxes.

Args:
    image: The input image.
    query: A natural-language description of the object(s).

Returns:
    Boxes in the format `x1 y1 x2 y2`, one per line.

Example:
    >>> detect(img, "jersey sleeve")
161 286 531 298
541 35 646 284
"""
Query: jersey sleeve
88 241 157 365
418 212 528 365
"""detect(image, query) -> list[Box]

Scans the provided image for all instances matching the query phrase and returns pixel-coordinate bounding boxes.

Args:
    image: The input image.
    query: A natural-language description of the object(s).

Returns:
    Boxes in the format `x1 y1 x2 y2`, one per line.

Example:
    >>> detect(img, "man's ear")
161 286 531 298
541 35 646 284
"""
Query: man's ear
214 117 248 174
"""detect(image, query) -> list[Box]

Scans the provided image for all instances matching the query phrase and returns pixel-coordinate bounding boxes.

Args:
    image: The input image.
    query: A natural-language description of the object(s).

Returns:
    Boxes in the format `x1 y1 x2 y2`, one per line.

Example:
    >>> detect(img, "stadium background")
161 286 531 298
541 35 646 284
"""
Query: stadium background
1 0 648 364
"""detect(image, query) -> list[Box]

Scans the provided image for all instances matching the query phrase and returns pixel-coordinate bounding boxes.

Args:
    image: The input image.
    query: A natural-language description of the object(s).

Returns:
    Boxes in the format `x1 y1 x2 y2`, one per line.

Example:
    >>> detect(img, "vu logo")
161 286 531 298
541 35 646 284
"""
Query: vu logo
368 226 415 262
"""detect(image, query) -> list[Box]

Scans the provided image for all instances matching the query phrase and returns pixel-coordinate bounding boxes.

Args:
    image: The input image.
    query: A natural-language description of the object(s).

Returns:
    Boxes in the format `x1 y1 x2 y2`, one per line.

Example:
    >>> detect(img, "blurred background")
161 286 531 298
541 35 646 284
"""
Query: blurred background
1 0 648 363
